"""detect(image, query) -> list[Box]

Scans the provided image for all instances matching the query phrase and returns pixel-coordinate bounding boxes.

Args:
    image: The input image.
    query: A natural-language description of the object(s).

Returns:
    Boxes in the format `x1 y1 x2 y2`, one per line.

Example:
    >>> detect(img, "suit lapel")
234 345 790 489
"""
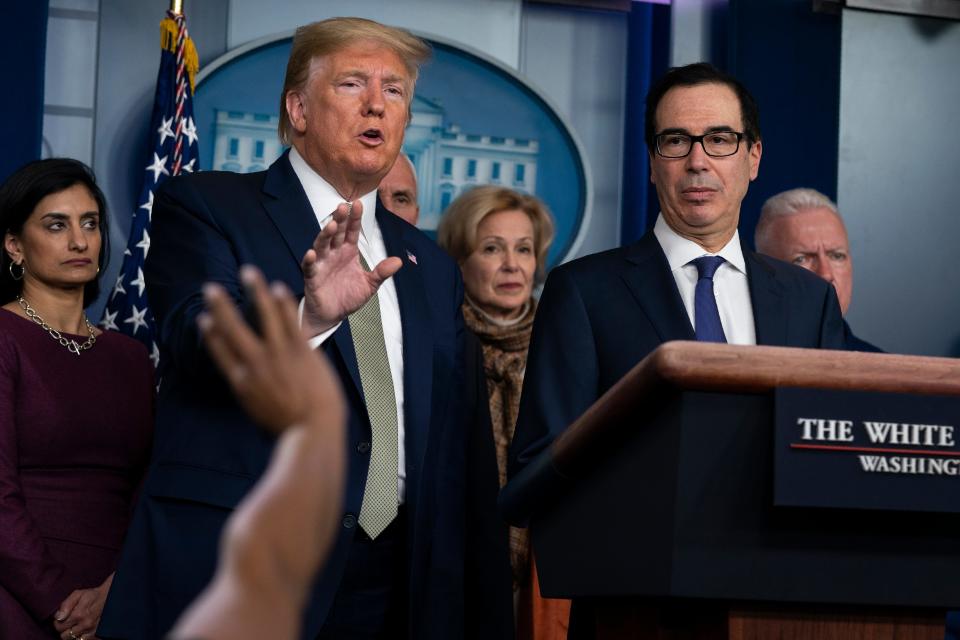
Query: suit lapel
376 202 433 476
620 232 696 342
260 152 321 265
746 251 787 346
261 153 364 394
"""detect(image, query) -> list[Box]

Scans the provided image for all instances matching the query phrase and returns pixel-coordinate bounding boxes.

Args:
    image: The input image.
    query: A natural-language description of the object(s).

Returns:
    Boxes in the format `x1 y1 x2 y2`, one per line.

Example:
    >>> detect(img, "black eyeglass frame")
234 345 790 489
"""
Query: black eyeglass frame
654 131 746 158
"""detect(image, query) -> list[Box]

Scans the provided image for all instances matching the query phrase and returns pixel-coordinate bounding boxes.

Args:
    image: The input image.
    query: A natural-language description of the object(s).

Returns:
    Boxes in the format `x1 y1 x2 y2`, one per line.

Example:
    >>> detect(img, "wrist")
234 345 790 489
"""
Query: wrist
304 317 337 338
298 298 338 337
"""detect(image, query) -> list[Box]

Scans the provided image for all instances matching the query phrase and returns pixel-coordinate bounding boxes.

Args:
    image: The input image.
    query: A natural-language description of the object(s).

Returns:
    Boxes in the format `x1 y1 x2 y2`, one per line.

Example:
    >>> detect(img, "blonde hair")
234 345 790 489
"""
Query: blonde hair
278 17 431 145
437 186 555 283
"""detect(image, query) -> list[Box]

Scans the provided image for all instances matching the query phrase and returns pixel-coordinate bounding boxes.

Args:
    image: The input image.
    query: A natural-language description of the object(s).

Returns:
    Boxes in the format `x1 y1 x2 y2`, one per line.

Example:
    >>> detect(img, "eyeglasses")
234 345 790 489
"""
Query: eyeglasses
654 131 745 158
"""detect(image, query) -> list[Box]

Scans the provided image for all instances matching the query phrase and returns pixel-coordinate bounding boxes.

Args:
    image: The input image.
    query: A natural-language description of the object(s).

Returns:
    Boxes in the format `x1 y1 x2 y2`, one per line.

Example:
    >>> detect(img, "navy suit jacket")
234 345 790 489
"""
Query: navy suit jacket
508 230 845 480
100 153 467 639
843 319 883 353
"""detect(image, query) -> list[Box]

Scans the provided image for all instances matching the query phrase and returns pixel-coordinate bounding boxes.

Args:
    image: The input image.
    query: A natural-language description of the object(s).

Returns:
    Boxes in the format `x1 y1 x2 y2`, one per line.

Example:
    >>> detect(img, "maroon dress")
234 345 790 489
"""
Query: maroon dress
0 309 153 639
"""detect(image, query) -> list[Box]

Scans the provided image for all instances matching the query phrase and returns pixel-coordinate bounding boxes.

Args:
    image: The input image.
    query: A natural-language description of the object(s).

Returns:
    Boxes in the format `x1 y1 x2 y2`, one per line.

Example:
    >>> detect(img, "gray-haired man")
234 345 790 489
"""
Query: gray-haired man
755 188 881 352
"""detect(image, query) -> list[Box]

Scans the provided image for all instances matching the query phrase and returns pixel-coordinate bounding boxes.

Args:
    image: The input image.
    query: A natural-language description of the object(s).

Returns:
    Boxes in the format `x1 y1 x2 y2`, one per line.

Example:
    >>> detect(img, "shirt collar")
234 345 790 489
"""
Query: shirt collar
288 147 378 238
652 212 747 275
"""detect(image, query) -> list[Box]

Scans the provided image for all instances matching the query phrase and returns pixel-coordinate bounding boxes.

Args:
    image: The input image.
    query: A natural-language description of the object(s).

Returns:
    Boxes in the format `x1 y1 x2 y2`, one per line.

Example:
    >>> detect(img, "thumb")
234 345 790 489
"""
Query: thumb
370 257 403 286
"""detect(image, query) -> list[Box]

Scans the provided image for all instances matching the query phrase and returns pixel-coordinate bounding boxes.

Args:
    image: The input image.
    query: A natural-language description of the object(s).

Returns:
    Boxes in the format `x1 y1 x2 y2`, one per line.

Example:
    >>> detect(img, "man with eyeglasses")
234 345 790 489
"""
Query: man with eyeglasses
507 63 845 529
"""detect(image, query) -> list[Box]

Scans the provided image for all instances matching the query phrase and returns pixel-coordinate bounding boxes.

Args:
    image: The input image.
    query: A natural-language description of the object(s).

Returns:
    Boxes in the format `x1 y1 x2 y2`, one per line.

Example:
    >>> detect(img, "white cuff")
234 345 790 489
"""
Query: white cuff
298 297 341 349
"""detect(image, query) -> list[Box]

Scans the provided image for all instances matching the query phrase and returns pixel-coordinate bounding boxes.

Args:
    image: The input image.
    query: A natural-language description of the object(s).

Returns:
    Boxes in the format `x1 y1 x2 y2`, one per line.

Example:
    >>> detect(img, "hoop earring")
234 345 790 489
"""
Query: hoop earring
8 261 24 281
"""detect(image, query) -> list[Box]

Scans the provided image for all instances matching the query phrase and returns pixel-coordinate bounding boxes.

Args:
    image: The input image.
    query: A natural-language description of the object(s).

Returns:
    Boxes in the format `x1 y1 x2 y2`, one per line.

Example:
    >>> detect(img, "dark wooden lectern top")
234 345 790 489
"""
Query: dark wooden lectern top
554 341 960 478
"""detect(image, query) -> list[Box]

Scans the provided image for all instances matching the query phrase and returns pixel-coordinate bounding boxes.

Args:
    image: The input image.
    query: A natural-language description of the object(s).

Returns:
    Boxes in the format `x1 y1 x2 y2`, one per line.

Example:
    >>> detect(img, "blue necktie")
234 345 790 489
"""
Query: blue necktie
691 255 727 343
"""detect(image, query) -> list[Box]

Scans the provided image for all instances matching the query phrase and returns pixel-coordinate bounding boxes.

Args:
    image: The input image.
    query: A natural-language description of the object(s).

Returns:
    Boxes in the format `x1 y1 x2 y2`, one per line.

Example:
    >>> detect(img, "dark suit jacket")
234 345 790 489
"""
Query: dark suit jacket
843 319 883 353
508 230 845 481
463 330 515 640
99 153 467 640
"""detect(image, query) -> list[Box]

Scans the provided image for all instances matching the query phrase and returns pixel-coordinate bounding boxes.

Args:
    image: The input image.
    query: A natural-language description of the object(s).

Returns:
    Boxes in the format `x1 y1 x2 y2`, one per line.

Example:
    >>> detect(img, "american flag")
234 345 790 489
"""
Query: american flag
101 9 199 368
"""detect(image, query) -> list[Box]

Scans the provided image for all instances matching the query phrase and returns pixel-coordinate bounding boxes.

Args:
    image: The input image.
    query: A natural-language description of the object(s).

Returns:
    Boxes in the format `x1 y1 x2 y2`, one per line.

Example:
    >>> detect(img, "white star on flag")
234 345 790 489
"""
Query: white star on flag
157 116 175 145
139 191 154 222
183 117 198 146
146 153 170 183
111 274 126 299
130 267 148 297
181 158 196 173
101 308 119 331
135 230 151 258
150 342 161 368
124 305 150 334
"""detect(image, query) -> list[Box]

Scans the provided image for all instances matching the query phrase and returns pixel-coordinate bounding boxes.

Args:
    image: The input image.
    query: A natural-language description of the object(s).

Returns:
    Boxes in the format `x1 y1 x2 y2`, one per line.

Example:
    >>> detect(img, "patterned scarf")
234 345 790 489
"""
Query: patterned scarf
462 295 537 588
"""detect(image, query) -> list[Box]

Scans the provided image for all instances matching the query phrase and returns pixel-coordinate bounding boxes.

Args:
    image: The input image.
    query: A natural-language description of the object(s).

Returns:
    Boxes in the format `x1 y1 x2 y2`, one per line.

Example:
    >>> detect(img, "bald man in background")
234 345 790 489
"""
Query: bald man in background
755 188 882 352
379 154 419 225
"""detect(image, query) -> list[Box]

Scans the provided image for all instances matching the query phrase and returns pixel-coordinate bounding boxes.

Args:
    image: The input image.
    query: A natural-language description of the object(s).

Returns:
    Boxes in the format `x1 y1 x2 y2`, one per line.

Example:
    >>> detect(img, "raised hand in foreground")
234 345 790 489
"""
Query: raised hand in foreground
171 266 347 640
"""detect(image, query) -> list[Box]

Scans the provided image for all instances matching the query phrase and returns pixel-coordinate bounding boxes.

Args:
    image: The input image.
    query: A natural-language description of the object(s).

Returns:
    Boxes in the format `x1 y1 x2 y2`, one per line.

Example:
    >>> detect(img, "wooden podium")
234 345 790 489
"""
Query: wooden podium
501 342 960 639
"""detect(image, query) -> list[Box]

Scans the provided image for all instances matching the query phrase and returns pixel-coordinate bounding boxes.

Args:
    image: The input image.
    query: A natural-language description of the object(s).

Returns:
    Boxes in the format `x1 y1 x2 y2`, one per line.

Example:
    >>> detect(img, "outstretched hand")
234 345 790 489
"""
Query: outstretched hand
300 200 402 337
199 266 346 433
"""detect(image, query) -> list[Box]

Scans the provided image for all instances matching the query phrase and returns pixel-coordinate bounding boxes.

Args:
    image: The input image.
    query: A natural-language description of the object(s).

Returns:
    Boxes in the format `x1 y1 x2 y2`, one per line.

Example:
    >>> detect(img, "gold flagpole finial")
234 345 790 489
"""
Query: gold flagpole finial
170 0 184 15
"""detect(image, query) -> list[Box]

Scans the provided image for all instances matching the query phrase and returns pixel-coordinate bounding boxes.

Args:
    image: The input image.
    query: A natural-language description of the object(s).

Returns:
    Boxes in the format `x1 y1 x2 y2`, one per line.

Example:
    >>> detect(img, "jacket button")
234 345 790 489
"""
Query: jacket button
342 513 356 529
357 441 371 454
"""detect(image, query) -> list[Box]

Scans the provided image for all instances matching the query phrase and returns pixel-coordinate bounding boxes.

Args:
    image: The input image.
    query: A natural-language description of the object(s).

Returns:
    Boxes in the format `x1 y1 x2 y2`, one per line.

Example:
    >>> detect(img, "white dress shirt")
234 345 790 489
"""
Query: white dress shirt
652 213 757 346
289 147 406 502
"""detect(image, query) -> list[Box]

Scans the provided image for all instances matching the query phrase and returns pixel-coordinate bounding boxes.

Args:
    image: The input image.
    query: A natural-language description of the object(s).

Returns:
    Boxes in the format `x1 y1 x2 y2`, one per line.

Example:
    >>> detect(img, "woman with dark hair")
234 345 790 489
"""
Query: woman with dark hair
0 158 153 640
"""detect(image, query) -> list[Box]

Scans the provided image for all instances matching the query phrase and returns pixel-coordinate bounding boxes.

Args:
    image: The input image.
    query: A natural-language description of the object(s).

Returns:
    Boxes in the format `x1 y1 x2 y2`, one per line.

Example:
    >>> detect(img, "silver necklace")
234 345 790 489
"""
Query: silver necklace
16 295 97 356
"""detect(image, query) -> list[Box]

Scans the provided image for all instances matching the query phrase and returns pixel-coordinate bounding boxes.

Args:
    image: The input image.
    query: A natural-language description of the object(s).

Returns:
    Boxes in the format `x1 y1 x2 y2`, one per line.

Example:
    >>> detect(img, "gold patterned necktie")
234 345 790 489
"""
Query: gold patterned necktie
349 252 399 539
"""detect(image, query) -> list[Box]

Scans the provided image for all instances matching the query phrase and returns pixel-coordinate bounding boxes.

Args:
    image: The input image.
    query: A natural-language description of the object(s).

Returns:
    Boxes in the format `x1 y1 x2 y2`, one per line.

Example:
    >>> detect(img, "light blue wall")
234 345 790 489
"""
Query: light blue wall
42 0 99 165
838 8 960 356
227 0 524 66
519 4 627 258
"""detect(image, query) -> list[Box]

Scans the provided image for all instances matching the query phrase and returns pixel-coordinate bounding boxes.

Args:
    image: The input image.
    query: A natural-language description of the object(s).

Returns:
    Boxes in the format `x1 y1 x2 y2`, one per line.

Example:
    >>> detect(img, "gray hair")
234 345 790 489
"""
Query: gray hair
755 188 841 252
397 152 416 178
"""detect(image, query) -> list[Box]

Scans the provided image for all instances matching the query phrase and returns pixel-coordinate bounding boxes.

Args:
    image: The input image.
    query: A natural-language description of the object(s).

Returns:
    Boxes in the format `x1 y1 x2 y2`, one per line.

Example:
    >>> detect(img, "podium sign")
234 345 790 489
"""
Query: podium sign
774 388 960 514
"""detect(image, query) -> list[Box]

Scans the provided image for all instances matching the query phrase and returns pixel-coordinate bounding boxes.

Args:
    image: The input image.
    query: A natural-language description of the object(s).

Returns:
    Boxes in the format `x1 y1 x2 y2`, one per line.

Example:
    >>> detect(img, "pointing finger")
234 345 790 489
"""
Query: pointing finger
301 248 318 278
241 266 283 349
202 282 260 366
270 281 302 344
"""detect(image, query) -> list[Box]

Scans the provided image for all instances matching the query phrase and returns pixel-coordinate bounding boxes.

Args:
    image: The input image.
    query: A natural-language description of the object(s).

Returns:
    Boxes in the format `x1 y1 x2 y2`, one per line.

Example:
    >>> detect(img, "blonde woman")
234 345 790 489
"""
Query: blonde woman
438 185 567 640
